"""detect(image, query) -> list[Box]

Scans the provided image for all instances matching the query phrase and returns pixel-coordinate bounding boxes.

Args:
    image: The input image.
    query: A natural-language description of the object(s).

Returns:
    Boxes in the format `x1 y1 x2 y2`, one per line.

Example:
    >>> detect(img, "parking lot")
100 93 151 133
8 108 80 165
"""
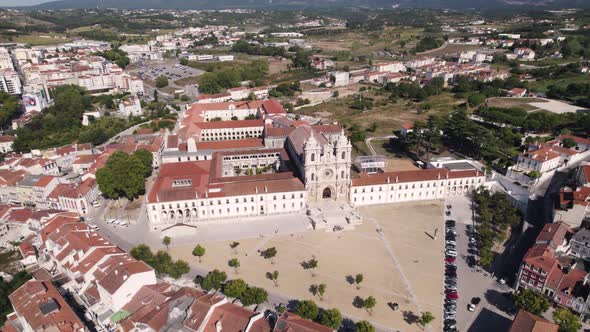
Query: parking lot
444 195 515 331
128 59 204 83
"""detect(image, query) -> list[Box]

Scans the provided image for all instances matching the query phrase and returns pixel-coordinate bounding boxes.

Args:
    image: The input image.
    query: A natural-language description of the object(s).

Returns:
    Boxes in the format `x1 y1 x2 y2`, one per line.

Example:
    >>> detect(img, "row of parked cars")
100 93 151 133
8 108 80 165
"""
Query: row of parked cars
444 211 458 332
106 219 129 227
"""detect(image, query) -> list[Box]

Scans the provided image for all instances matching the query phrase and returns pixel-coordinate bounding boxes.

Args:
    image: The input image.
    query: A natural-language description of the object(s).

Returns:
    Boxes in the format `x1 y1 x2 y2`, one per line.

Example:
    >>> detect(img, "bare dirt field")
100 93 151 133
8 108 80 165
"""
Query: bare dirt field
486 97 547 111
417 44 484 57
169 201 444 332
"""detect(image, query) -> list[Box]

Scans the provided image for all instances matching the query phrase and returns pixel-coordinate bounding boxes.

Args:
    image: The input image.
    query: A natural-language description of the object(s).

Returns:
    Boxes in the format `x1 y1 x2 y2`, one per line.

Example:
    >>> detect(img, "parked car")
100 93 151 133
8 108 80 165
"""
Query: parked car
468 304 475 312
445 257 455 263
446 250 457 257
446 240 456 245
445 211 451 216
447 205 452 209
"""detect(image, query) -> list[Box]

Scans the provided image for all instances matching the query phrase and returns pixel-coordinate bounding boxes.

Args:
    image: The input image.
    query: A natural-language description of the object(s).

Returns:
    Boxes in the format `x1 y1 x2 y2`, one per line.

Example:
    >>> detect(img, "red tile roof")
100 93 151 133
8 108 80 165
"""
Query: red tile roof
274 312 334 332
352 169 483 187
536 221 569 249
9 280 85 332
509 310 558 332
195 138 264 151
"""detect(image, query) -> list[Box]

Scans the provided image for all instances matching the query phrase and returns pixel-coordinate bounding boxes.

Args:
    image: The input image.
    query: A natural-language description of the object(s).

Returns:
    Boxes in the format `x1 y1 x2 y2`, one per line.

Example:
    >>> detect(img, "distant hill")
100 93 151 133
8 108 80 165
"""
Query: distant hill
23 0 590 10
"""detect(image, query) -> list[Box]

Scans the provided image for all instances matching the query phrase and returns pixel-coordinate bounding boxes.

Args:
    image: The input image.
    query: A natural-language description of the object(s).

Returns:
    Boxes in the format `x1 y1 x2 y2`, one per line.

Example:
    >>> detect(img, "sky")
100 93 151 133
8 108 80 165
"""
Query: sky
0 0 52 6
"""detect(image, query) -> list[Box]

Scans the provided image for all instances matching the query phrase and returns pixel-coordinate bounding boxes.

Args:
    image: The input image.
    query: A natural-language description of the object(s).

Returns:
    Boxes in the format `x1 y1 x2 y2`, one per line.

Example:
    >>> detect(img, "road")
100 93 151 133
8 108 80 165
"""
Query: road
365 135 397 156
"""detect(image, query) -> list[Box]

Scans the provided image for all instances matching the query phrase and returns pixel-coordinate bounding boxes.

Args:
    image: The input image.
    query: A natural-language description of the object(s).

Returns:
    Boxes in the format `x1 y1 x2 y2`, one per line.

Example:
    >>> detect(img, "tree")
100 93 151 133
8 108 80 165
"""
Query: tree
241 287 268 306
133 149 154 178
553 308 582 332
130 244 154 263
319 308 343 329
333 91 339 98
261 247 277 264
167 260 190 279
363 296 376 315
162 236 171 250
228 258 240 274
230 241 240 254
561 137 576 149
468 93 486 107
417 311 435 329
223 279 248 299
513 289 550 316
198 270 227 291
96 151 150 200
317 283 326 301
267 270 279 287
155 75 169 88
295 300 319 320
355 273 364 290
192 244 206 263
355 320 375 332
302 258 318 277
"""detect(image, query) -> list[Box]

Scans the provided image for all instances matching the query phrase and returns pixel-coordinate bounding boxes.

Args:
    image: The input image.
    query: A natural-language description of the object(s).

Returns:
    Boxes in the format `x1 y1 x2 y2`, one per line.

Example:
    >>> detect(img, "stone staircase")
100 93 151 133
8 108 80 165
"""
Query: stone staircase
307 201 362 232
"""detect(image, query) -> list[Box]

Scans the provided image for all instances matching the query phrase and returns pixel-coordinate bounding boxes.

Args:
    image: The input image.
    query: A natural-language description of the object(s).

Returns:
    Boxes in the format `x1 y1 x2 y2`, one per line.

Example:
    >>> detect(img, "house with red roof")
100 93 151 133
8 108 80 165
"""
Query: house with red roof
6 280 88 332
508 309 558 332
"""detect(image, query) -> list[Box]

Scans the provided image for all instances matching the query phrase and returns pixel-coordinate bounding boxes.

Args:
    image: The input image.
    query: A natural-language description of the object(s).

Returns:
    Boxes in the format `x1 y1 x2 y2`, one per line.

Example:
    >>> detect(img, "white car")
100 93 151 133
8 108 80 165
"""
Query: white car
499 278 506 285
446 240 456 245
469 237 477 244
468 304 475 312
106 219 116 224
444 313 456 320
85 216 93 221
119 221 128 227
446 250 458 257
92 201 101 208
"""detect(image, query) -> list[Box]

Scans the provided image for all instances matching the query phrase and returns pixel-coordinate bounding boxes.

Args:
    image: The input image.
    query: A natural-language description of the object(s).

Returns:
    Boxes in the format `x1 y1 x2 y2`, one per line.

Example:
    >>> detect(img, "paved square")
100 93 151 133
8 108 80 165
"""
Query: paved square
169 200 445 331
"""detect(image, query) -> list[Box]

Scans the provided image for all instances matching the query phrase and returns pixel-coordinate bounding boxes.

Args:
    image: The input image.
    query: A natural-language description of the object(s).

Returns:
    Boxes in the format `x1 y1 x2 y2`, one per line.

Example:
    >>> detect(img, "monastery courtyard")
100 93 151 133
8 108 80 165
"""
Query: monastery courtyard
168 200 445 332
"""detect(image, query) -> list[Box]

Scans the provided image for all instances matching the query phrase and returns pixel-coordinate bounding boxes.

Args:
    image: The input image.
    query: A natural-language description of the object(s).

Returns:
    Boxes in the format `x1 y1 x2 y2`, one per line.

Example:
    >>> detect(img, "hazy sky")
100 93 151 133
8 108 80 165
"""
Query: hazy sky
0 0 52 6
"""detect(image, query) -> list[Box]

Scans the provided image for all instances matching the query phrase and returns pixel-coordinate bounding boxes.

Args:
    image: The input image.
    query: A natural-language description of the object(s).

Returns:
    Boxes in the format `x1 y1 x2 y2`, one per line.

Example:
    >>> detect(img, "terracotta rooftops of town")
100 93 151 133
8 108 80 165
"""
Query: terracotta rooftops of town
8 280 85 332
40 214 81 242
195 138 264 151
261 99 286 115
202 303 261 332
147 161 211 203
18 236 36 259
74 154 99 164
0 169 27 186
523 244 558 273
196 119 264 130
188 100 265 113
402 123 414 130
522 147 560 162
184 293 227 331
557 134 590 146
352 168 483 187
559 186 590 206
0 135 14 143
536 221 569 248
274 312 335 332
509 309 558 332
97 260 153 295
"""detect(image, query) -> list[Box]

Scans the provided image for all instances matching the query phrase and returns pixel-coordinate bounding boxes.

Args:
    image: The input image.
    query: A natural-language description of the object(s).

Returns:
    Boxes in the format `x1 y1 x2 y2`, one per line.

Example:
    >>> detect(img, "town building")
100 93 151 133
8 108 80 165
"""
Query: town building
508 309 559 332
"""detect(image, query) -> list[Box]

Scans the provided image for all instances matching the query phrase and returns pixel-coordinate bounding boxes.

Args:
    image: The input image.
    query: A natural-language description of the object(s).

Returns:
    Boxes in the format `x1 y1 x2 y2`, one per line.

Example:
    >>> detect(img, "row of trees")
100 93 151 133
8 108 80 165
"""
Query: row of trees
129 244 190 279
0 92 20 130
231 39 287 57
472 189 522 268
95 45 130 69
96 150 153 200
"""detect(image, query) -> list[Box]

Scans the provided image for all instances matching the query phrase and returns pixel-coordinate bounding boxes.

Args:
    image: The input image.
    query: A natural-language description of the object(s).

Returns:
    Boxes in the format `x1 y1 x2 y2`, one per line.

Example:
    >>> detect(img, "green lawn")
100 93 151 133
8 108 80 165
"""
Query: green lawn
528 72 589 93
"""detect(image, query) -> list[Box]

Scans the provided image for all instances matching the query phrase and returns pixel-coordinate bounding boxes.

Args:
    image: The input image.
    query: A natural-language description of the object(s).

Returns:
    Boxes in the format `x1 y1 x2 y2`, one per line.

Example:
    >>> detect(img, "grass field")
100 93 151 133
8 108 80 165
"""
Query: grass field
297 91 464 138
4 34 70 46
417 43 484 57
527 72 589 93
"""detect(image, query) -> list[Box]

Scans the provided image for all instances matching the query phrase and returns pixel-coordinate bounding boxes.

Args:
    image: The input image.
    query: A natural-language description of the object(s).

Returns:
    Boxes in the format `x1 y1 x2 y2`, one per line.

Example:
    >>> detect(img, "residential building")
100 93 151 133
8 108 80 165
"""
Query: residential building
0 135 14 154
118 96 143 117
0 70 22 95
508 309 559 332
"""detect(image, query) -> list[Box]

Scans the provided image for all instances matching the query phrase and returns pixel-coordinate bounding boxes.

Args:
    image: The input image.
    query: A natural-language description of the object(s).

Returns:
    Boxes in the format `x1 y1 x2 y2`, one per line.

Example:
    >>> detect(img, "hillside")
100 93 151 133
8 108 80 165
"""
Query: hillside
25 0 590 10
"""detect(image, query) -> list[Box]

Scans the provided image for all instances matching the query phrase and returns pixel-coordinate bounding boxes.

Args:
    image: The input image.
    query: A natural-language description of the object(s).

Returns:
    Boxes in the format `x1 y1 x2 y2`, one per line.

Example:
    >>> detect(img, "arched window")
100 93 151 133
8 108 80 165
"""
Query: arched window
311 173 315 181
311 153 315 162
341 151 346 160
341 170 345 179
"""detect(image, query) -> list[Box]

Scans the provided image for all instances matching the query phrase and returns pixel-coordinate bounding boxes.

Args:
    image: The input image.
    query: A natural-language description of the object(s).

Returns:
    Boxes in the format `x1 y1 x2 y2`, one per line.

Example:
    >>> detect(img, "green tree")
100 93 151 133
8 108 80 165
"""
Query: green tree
268 270 279 287
223 279 248 299
261 247 277 264
468 94 486 107
319 308 343 329
130 244 154 263
363 296 376 315
228 258 240 274
241 286 268 306
167 259 190 279
513 289 550 316
303 258 318 277
162 236 171 250
133 149 154 177
96 151 148 200
553 308 582 332
417 311 435 329
561 137 576 149
355 274 364 290
198 269 227 291
192 244 206 263
317 283 326 301
355 320 375 332
295 300 319 320
155 75 169 88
